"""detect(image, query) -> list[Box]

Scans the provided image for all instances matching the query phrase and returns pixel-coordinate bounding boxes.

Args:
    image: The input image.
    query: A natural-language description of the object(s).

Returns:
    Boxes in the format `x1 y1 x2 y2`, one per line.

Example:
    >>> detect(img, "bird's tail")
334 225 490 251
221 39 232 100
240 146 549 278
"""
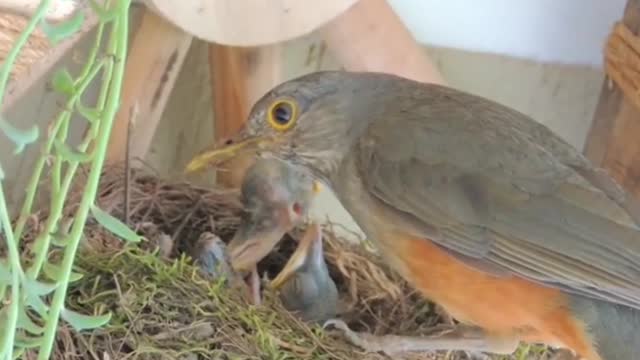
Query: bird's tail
569 295 640 360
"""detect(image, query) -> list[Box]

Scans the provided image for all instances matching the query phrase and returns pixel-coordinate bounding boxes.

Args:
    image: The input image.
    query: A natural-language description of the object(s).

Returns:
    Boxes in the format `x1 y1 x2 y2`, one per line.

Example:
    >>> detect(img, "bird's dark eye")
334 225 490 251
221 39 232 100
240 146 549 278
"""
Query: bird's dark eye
273 104 291 125
267 99 298 131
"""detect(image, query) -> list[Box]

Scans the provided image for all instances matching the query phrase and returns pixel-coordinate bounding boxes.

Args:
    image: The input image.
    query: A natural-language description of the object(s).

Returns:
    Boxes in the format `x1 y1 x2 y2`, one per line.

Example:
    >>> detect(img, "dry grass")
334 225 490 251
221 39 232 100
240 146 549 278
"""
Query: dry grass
17 164 558 359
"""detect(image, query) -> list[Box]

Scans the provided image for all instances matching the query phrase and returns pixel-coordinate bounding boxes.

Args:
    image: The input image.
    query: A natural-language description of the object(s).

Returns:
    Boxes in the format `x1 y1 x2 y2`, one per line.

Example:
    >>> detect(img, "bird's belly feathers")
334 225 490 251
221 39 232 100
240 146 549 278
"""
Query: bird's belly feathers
376 230 601 359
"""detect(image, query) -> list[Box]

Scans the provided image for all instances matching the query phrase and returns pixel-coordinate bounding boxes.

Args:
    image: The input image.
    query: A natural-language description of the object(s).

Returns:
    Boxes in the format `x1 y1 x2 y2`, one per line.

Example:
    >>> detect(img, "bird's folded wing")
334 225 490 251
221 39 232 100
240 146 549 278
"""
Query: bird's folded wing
356 92 640 310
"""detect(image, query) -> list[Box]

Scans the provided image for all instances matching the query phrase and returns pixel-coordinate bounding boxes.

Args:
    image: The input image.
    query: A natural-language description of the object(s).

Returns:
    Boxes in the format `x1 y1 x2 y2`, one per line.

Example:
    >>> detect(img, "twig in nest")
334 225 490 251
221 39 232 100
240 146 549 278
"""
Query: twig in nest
171 199 202 242
124 103 138 226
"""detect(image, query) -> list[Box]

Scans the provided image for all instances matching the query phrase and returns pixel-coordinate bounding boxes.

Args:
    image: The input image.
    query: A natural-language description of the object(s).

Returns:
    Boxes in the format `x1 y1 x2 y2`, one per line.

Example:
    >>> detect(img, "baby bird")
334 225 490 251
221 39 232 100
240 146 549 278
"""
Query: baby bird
226 157 337 319
270 222 339 324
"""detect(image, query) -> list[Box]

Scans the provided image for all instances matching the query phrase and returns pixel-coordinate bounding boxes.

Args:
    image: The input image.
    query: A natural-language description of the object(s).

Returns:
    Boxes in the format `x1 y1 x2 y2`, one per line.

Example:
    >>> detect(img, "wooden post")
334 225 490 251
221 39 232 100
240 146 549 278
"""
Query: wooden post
584 0 640 197
321 0 444 84
106 9 193 165
208 44 282 187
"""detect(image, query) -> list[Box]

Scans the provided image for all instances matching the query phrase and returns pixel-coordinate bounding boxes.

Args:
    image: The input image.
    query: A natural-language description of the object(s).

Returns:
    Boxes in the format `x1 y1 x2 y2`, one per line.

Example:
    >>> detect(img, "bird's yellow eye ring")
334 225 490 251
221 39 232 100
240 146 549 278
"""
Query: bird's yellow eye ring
267 99 299 132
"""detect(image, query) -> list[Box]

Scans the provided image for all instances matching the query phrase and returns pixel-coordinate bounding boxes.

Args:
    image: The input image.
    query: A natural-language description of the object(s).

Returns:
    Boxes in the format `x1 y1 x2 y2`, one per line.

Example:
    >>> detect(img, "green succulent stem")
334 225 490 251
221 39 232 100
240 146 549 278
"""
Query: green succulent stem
37 1 131 358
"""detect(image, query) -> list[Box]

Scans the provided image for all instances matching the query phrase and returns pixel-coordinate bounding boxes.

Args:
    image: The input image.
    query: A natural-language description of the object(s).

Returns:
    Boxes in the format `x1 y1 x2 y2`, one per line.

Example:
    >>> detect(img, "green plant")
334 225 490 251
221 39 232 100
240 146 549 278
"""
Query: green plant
0 1 139 359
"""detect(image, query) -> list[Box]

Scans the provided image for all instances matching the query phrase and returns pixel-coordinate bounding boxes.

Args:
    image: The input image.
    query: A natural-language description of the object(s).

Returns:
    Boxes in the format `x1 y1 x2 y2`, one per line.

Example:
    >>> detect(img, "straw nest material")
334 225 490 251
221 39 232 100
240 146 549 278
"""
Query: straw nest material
19 164 558 360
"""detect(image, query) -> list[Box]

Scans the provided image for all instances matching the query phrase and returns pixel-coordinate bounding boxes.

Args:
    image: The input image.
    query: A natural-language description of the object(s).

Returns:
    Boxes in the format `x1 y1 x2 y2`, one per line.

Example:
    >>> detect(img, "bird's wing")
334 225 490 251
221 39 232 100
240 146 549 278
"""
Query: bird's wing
355 84 640 309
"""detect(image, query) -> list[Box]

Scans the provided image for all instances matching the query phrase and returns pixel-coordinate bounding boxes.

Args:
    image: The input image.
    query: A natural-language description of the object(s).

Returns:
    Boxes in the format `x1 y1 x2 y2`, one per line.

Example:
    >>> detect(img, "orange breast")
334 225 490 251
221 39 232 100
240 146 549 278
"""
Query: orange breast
380 231 601 360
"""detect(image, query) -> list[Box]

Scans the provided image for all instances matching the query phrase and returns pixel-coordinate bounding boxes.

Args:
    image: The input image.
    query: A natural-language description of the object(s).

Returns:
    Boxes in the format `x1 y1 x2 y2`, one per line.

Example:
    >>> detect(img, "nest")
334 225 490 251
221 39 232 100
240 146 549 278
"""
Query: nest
19 164 554 360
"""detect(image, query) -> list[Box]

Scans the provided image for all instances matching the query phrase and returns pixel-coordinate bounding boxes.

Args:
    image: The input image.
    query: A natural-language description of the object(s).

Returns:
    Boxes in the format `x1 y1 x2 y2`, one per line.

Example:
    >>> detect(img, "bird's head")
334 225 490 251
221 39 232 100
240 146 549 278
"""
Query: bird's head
185 71 386 181
226 158 322 272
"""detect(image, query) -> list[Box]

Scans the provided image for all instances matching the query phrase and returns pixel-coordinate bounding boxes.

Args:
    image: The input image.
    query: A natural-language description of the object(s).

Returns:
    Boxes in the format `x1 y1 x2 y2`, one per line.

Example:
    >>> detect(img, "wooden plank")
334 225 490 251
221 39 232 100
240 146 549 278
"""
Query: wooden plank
1 5 99 111
584 0 640 197
320 0 444 84
106 9 193 165
144 0 359 46
208 43 282 187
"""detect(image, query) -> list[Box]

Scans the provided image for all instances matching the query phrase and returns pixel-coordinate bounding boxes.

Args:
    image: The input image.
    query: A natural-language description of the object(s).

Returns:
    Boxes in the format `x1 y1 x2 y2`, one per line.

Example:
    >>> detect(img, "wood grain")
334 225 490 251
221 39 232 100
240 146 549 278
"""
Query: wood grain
208 44 282 187
584 0 640 197
106 9 193 165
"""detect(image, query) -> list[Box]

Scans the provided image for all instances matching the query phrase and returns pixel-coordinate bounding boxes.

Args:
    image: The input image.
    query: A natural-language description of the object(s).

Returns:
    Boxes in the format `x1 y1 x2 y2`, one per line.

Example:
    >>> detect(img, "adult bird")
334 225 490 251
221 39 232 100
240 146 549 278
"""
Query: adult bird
186 71 640 360
225 157 322 305
270 222 339 324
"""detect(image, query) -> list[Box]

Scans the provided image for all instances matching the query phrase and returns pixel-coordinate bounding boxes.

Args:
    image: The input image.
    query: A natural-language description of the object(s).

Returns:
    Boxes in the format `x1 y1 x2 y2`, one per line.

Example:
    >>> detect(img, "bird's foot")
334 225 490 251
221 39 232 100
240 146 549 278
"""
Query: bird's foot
323 319 519 356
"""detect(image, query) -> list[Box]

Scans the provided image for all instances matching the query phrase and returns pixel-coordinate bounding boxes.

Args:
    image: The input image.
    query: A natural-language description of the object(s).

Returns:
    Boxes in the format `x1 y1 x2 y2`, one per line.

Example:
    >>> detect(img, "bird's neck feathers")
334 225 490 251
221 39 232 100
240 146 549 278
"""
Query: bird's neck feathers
293 107 376 182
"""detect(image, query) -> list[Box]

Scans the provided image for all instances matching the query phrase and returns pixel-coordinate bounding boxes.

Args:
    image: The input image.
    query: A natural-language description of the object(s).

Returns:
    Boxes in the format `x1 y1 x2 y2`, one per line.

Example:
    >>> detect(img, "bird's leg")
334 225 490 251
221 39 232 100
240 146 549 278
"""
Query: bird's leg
323 319 519 356
433 306 489 360
245 265 262 306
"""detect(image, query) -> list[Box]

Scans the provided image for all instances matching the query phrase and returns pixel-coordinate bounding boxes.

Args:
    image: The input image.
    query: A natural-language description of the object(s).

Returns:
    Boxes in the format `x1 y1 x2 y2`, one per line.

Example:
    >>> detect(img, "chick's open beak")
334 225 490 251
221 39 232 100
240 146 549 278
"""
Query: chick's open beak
184 132 275 174
227 211 291 272
270 223 322 290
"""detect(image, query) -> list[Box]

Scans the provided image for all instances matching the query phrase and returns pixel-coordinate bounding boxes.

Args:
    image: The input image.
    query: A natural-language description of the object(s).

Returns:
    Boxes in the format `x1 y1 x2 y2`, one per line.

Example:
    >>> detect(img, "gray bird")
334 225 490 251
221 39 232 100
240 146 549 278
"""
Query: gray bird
226 157 328 310
187 71 640 360
269 222 338 324
191 232 235 281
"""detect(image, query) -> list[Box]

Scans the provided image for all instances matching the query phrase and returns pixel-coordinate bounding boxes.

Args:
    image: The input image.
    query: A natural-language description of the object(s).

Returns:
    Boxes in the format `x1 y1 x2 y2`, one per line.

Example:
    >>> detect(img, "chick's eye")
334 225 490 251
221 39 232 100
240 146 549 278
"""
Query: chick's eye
267 99 298 131
292 202 303 216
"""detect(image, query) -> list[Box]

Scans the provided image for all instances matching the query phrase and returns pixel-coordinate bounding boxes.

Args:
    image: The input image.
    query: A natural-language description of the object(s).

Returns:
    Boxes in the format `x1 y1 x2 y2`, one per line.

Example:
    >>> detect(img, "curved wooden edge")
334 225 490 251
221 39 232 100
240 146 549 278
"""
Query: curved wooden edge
143 0 360 46
0 0 81 21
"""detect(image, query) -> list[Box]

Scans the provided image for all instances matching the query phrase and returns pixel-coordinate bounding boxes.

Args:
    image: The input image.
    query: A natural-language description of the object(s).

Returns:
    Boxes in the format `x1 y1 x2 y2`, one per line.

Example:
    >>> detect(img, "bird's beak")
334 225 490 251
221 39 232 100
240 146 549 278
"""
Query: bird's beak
227 220 288 273
184 131 274 174
270 223 322 290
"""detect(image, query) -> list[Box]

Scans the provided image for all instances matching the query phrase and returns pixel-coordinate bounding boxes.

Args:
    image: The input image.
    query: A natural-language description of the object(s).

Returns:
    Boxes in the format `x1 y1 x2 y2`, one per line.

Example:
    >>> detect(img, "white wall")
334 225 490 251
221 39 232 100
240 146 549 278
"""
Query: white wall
388 0 626 66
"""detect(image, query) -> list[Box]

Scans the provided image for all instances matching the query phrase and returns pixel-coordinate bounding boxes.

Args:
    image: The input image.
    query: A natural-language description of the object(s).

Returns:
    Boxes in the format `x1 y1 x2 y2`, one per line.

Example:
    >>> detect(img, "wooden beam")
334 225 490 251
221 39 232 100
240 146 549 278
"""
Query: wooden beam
1 6 99 112
584 0 640 197
208 44 282 187
321 0 444 84
106 9 193 165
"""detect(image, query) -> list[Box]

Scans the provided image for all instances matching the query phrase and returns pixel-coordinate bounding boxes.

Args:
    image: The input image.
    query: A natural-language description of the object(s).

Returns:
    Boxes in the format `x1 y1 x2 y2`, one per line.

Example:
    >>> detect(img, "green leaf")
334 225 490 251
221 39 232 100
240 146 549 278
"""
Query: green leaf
24 292 49 318
0 259 9 284
17 306 44 335
0 117 39 154
61 308 111 331
50 230 70 247
30 234 48 258
0 307 8 358
76 100 101 123
14 333 42 348
11 347 25 360
88 0 119 22
90 205 142 243
40 12 85 45
54 139 94 163
43 262 83 283
22 277 58 296
50 68 75 95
